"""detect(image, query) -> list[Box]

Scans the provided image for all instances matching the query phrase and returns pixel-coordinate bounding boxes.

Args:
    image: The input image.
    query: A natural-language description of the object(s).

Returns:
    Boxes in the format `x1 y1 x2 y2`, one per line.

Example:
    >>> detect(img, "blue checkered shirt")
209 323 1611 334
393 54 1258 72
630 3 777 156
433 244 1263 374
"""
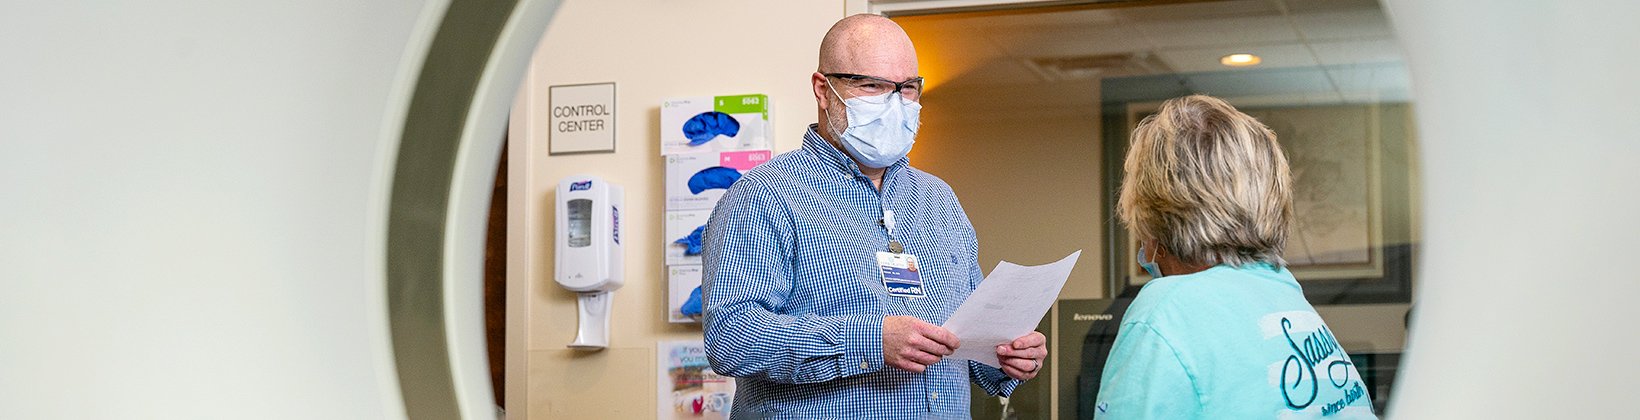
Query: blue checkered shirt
702 125 1020 419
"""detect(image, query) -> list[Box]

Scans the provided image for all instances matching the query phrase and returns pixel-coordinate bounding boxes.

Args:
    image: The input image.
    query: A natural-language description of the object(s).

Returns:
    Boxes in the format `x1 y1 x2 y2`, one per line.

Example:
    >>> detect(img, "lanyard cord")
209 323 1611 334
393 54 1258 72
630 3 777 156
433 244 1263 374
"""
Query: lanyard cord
876 172 900 252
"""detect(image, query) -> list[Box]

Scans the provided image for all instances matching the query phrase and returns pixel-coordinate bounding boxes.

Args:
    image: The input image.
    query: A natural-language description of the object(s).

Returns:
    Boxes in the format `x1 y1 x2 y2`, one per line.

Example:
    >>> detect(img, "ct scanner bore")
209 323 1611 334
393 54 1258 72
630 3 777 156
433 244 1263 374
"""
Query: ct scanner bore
385 0 561 418
3 1 1637 419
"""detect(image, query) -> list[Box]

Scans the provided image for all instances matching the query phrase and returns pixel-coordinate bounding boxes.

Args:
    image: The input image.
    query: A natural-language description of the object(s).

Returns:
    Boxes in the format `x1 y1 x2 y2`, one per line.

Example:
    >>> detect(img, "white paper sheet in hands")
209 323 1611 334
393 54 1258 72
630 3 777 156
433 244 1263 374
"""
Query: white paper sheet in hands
942 250 1081 368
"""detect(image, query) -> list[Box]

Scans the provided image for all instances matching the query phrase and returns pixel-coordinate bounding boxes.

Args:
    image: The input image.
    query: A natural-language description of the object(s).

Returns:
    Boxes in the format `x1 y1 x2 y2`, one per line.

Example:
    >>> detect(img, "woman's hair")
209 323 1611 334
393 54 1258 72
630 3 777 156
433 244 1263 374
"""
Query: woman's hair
1117 95 1293 267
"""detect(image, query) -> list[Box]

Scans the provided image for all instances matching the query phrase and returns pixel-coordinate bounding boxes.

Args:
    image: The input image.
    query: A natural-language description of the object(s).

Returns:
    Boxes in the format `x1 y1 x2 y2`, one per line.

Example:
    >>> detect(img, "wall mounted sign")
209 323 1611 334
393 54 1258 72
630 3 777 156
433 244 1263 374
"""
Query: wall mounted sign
548 82 616 154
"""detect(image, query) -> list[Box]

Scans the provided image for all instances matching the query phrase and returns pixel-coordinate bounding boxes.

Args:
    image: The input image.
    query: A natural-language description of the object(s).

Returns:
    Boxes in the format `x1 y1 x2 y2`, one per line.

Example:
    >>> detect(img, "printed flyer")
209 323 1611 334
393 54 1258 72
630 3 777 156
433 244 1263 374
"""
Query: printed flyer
658 340 735 419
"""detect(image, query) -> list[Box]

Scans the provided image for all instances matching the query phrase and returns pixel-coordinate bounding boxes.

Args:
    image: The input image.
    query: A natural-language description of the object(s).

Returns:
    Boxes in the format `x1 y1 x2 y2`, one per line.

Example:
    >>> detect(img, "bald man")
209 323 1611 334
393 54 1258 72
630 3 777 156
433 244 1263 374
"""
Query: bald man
701 14 1046 418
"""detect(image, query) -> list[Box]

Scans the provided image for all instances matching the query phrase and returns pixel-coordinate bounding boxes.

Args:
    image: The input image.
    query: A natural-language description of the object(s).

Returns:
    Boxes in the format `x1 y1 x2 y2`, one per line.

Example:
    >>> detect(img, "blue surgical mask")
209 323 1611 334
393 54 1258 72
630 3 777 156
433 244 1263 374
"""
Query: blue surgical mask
1138 245 1164 278
824 83 921 169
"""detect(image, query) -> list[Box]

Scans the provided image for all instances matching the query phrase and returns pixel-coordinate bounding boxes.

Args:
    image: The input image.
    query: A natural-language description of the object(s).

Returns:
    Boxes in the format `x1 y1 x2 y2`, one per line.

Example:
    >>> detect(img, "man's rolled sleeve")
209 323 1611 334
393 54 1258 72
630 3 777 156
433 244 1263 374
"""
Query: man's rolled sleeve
970 361 1023 396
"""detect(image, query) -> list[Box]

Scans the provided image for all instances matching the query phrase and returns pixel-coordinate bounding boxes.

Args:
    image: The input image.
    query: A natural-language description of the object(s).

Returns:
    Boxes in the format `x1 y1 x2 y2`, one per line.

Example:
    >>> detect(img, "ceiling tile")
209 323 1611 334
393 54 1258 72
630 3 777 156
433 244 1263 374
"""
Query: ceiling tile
1155 43 1318 74
1290 8 1394 40
979 6 1124 27
1134 14 1301 49
993 23 1153 57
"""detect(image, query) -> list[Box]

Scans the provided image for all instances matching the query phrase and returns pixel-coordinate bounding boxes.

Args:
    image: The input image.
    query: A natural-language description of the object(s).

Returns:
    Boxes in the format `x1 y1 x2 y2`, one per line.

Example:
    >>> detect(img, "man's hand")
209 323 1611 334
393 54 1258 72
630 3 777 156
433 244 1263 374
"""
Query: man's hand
882 315 960 373
996 331 1047 380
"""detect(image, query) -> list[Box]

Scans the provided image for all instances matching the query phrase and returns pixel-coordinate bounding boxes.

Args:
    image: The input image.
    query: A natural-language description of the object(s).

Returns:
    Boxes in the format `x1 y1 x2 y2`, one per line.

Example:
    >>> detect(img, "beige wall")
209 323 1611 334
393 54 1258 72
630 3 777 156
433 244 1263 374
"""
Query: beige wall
908 81 1106 419
909 91 1107 301
506 1 855 418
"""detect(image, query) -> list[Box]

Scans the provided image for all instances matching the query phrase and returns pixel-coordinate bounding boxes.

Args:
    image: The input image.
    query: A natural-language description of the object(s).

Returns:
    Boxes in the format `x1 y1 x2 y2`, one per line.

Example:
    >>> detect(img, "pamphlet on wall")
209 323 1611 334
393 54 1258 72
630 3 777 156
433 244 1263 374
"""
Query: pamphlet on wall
658 340 735 420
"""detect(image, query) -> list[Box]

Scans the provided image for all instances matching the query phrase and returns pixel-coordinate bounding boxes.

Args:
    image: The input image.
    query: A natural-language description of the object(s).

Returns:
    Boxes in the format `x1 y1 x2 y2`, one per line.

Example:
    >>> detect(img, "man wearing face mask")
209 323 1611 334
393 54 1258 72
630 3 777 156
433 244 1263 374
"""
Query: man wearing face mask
700 14 1047 419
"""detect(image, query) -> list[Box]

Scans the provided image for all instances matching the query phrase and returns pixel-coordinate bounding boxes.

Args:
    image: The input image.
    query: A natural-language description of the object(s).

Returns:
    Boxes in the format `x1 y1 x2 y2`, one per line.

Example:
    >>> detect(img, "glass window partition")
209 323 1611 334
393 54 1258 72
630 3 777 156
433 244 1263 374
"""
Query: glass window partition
894 0 1417 417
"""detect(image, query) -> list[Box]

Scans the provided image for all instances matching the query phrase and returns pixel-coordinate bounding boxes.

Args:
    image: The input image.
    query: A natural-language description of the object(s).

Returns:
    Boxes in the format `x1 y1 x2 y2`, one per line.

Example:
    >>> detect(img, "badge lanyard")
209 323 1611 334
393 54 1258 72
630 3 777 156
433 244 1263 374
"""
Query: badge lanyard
874 176 924 301
882 208 902 253
877 207 926 300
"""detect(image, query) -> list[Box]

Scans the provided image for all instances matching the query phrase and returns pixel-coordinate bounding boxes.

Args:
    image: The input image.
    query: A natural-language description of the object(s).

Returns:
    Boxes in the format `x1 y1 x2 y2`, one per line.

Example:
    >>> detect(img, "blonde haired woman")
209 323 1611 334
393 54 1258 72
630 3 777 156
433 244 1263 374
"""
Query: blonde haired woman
1094 95 1376 419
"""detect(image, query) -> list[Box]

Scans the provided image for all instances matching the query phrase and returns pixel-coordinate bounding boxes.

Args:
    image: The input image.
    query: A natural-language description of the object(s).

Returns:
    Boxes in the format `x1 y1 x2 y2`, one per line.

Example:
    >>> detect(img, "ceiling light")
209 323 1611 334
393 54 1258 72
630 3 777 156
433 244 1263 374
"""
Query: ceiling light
1220 53 1261 67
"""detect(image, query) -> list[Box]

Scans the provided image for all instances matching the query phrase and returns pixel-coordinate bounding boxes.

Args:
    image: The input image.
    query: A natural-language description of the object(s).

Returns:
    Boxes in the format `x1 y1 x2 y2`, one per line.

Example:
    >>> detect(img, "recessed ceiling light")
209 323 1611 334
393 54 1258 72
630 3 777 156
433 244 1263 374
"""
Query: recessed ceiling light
1220 53 1261 67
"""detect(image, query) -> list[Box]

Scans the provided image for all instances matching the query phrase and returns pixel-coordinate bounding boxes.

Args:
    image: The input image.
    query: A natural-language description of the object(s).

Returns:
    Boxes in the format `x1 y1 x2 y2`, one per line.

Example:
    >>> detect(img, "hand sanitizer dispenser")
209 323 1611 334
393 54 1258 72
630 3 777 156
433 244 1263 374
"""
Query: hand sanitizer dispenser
555 175 624 349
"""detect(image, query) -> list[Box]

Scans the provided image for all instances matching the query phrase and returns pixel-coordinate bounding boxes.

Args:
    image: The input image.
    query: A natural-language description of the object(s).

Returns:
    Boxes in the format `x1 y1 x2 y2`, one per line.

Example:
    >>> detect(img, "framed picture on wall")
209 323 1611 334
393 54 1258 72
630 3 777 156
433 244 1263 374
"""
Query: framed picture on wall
1103 99 1415 305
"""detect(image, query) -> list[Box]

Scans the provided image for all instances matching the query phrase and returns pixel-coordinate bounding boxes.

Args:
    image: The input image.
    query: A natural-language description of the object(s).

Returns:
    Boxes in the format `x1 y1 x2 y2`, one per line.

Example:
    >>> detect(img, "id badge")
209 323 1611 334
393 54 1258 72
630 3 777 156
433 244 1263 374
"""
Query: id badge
877 251 926 298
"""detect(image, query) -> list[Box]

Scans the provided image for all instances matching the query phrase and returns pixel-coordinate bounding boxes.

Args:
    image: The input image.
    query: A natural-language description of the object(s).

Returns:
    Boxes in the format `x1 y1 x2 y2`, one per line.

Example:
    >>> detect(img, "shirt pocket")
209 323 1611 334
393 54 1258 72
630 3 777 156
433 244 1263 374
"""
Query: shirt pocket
902 227 970 321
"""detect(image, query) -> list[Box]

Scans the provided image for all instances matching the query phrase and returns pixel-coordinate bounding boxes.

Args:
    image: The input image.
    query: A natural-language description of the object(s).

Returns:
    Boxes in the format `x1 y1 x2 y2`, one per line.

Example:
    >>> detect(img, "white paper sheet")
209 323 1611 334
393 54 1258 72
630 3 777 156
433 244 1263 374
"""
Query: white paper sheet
943 250 1081 367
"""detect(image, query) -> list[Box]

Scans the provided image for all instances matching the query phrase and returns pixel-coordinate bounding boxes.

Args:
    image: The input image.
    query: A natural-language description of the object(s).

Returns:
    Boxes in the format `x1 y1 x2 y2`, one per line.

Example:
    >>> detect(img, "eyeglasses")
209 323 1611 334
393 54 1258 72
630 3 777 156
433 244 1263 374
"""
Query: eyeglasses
823 72 924 103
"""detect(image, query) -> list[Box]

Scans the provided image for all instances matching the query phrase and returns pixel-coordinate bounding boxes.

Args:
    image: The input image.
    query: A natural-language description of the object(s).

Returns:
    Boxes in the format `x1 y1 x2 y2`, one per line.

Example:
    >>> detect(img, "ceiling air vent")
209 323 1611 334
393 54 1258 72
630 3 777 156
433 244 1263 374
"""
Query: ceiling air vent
1025 51 1172 81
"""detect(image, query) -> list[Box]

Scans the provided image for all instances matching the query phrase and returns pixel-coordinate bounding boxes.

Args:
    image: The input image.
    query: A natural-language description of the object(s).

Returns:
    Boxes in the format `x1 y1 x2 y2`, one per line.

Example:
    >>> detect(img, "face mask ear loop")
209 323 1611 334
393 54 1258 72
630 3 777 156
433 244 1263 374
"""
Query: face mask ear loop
826 80 846 103
1140 240 1165 278
822 80 848 134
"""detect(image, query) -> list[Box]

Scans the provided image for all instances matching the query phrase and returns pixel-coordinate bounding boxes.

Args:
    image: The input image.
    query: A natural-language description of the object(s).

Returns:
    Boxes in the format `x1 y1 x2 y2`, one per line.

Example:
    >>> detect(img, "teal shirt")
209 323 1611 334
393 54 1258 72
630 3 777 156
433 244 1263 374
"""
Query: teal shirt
1095 264 1377 419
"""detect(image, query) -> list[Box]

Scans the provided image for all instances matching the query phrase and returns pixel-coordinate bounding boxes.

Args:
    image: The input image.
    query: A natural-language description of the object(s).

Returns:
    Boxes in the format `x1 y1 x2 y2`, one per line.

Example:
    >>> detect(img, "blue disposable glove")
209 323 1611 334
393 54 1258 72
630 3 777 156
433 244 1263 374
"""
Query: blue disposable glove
687 166 742 195
680 286 704 318
681 111 741 146
674 225 707 256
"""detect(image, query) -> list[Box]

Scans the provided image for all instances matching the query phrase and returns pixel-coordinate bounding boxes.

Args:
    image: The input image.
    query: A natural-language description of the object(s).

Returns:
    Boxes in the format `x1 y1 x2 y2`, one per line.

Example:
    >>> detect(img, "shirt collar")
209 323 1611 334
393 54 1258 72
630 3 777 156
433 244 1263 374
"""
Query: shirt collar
801 123 909 181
